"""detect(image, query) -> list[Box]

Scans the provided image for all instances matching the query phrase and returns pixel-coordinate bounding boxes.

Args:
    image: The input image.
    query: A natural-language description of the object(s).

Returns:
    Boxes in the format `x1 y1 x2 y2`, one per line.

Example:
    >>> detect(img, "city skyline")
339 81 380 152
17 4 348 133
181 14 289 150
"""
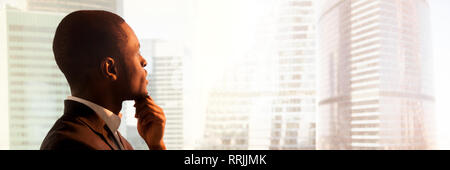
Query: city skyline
0 0 449 149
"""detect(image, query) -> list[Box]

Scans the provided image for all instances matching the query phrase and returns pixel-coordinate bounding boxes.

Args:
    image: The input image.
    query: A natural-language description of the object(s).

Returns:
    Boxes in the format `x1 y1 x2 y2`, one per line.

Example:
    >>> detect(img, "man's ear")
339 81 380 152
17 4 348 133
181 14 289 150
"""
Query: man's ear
101 57 118 81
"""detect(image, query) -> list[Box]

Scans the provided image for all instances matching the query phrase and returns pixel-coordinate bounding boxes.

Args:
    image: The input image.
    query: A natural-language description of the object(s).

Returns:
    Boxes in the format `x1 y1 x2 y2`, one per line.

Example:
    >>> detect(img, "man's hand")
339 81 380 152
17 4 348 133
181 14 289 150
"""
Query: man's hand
134 95 166 150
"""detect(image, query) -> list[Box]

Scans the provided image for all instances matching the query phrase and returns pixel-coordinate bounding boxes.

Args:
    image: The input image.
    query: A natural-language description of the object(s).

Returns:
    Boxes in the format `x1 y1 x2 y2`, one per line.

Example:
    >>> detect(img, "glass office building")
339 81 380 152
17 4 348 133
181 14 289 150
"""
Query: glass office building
0 8 66 149
317 0 435 149
201 0 317 150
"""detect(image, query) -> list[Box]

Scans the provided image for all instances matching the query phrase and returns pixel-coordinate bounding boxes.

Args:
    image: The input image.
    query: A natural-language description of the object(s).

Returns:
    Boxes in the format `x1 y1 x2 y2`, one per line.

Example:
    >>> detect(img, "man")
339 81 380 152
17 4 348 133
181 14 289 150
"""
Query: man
40 10 166 150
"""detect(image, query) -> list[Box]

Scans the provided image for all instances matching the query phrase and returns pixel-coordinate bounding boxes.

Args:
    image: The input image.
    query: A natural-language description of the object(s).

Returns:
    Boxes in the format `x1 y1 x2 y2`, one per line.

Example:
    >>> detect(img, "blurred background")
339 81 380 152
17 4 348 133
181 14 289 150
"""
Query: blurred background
0 0 449 150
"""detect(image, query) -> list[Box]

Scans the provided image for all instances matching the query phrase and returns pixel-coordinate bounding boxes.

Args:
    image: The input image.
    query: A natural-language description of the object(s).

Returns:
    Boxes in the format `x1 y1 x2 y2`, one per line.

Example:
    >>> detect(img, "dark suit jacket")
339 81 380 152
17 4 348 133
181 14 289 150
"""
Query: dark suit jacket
40 100 134 150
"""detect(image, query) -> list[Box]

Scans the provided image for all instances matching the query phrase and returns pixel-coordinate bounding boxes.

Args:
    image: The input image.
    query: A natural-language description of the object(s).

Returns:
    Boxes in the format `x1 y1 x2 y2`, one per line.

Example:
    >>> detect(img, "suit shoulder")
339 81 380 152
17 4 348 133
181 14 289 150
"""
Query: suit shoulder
40 131 94 150
40 116 105 150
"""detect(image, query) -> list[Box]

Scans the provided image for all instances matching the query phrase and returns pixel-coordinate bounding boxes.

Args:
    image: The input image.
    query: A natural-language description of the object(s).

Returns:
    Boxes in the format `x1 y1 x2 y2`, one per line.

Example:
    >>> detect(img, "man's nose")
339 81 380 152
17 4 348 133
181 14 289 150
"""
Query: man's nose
142 58 148 67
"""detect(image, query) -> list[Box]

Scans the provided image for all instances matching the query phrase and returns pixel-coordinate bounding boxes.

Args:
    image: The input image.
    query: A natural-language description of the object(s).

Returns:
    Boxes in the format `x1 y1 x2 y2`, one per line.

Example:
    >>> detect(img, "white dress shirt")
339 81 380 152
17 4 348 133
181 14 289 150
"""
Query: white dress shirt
67 96 124 150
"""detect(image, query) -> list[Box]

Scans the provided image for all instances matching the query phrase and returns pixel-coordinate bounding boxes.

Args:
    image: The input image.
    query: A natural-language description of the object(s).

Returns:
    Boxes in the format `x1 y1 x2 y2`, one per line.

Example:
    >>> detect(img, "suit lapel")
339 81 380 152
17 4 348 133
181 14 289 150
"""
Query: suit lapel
117 131 134 150
101 125 121 150
64 100 119 150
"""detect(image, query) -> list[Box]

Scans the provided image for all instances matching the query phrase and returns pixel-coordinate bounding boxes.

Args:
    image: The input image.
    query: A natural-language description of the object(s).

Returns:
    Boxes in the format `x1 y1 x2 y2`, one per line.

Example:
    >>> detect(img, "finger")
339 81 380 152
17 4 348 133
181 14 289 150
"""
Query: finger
136 105 164 117
134 102 148 112
135 104 163 119
134 94 149 104
138 99 163 111
145 101 163 111
134 100 147 108
135 97 159 110
138 110 165 121
134 94 151 106
135 96 164 118
139 114 166 125
144 96 159 106
138 105 164 116
138 100 164 113
137 103 163 113
134 104 147 118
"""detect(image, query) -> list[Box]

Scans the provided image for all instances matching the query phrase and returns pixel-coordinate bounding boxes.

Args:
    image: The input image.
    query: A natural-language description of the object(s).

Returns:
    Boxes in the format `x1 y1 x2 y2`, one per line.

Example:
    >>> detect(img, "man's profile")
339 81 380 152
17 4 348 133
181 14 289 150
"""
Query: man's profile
40 10 166 150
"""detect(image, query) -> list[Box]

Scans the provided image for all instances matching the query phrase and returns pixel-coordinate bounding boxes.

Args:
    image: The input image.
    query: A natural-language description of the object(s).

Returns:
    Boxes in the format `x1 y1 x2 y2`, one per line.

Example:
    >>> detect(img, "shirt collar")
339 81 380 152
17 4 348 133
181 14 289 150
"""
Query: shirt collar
66 96 122 133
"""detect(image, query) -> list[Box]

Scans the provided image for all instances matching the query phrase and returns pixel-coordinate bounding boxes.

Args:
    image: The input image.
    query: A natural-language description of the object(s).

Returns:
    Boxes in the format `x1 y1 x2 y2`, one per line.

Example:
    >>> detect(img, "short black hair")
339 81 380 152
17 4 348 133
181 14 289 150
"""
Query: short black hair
53 10 127 87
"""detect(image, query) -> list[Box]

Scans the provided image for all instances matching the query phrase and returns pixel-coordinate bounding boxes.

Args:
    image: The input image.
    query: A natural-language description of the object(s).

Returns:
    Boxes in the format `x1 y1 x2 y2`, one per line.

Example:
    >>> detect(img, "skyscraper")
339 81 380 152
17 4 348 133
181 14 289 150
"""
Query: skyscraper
200 0 317 150
270 0 316 150
317 0 435 149
0 7 66 149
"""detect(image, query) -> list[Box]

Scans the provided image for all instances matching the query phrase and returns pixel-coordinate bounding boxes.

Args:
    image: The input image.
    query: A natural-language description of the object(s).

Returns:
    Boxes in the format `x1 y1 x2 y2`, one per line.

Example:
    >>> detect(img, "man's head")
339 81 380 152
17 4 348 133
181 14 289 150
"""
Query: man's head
53 10 148 101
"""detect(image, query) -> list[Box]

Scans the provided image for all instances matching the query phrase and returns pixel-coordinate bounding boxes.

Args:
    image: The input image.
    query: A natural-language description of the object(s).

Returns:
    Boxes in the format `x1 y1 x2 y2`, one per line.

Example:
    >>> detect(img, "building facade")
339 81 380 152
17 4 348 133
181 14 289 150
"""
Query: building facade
271 0 316 150
201 0 317 150
317 0 435 149
0 8 66 149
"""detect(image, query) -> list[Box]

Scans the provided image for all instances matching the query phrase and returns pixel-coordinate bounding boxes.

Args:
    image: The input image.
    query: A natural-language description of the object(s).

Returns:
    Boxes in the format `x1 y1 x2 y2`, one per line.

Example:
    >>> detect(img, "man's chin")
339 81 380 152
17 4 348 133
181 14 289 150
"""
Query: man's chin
132 91 149 101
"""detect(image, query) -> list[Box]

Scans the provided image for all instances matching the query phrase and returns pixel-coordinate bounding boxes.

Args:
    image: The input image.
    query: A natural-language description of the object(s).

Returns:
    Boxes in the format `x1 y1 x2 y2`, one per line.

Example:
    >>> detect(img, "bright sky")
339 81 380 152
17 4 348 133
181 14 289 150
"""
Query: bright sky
429 0 450 149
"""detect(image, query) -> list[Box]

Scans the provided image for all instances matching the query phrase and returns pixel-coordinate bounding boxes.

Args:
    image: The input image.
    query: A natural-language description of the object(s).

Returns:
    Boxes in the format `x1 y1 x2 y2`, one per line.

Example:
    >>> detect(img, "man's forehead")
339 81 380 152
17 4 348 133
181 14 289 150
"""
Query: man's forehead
120 22 139 48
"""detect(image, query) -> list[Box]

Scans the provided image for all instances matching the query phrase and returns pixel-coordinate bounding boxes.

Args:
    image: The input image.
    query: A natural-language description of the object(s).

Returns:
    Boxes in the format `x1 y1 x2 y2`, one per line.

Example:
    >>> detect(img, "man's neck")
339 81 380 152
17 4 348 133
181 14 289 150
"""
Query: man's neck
71 90 123 115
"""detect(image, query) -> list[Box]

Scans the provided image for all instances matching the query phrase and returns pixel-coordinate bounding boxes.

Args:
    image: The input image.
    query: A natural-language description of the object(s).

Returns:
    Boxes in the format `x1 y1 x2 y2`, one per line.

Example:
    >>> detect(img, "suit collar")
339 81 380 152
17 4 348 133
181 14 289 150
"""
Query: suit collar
63 100 120 150
66 96 122 134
